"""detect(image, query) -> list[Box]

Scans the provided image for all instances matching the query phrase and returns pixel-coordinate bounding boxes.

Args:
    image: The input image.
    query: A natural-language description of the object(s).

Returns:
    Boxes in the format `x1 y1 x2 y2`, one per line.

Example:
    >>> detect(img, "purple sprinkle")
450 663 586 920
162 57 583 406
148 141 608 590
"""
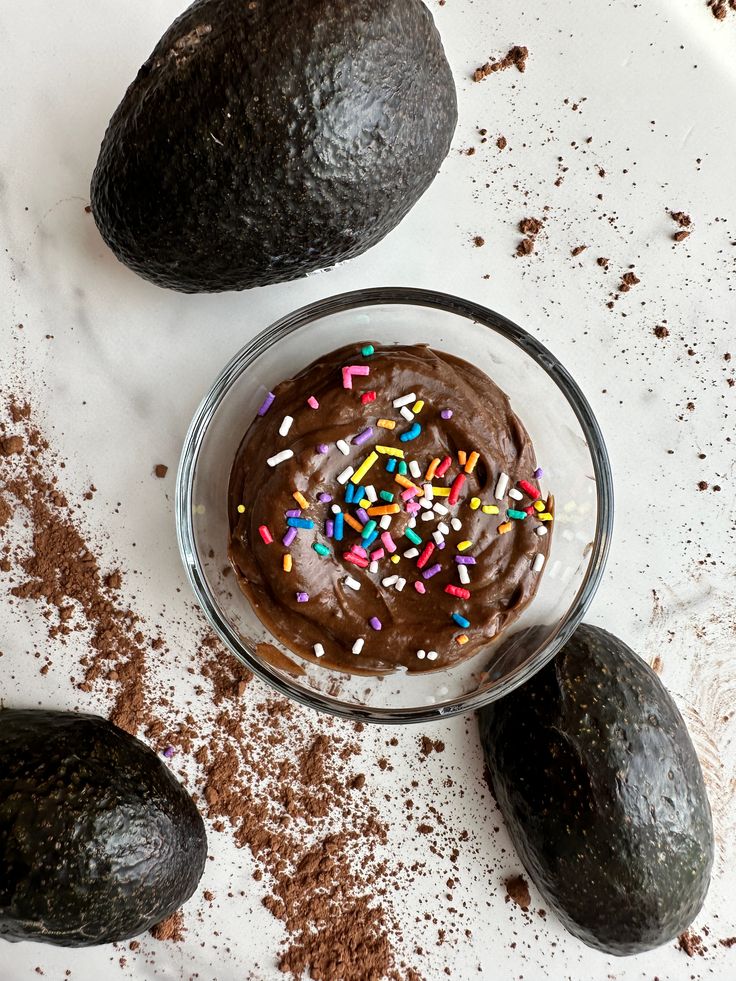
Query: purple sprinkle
326 519 335 538
422 563 442 580
163 746 175 759
318 492 332 503
283 527 298 547
257 391 275 416
356 507 370 524
369 616 382 631
440 408 453 420
455 556 477 565
352 426 374 446
285 508 302 518
296 591 309 603
317 443 329 454
436 540 446 550
534 467 544 479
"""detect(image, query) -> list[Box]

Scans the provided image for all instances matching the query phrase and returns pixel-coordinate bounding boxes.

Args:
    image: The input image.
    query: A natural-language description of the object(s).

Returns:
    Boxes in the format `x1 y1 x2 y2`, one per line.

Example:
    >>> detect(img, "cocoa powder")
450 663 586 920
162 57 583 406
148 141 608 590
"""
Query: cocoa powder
473 46 529 82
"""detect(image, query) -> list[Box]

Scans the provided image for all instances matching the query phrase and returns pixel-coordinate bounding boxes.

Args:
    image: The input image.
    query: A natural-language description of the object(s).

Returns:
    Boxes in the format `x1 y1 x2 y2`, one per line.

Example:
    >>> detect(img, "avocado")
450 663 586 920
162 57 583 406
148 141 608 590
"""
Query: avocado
479 624 713 955
0 710 207 946
90 0 457 293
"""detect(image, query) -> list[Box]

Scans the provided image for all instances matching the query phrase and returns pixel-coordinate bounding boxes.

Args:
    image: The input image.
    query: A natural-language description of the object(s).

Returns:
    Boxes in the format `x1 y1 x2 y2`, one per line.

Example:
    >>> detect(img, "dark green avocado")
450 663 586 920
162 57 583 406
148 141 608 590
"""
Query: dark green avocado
479 624 713 955
90 0 458 293
0 710 207 946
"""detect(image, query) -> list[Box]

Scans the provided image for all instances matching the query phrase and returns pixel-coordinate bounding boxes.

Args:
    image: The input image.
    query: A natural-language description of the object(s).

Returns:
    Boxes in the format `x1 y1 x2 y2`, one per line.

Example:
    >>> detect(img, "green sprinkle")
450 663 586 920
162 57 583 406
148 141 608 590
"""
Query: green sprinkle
507 509 527 520
361 344 375 357
405 528 422 546
362 519 378 538
312 542 330 556
379 490 395 503
398 460 408 476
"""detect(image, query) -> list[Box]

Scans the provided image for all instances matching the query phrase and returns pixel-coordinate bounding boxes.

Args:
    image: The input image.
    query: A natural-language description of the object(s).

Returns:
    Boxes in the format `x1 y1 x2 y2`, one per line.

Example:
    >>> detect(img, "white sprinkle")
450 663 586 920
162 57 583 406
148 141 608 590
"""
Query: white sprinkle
419 497 434 510
379 514 392 530
421 511 435 523
450 517 462 531
432 530 445 545
336 439 350 455
437 521 450 535
404 548 419 559
395 577 406 592
433 503 448 516
337 466 354 485
400 405 414 422
408 517 417 529
267 449 294 467
352 637 365 655
408 460 422 479
344 576 361 591
532 553 545 573
416 649 427 660
331 503 341 514
494 472 510 499
536 525 548 537
458 564 470 585
423 483 434 501
382 575 398 587
369 560 379 573
279 415 294 437
426 650 439 661
314 643 325 658
393 392 417 408
365 484 378 503
508 487 523 501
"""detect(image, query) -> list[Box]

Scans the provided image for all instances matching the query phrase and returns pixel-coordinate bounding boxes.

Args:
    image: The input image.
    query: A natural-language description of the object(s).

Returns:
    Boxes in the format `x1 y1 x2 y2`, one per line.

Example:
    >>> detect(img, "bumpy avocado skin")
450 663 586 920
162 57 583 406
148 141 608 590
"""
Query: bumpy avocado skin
479 624 714 955
0 711 207 946
90 0 458 293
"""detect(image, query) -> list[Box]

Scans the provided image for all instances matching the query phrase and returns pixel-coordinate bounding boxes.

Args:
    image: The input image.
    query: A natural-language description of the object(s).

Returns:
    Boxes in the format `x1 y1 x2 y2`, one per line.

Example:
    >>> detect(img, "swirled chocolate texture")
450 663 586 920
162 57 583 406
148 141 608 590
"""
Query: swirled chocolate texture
228 344 551 674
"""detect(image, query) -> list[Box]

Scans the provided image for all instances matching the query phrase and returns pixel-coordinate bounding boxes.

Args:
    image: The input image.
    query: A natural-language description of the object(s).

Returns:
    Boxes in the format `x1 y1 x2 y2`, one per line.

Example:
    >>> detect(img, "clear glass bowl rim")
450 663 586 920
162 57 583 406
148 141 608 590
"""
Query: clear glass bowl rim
176 286 614 724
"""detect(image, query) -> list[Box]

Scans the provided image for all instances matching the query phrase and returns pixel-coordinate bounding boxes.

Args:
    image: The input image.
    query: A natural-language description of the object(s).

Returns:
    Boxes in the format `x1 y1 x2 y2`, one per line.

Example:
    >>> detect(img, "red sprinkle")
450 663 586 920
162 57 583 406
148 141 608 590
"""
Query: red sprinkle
518 479 540 500
416 542 435 570
258 525 273 544
435 456 452 478
448 473 466 505
344 551 369 569
445 584 470 599
361 391 377 404
524 505 535 515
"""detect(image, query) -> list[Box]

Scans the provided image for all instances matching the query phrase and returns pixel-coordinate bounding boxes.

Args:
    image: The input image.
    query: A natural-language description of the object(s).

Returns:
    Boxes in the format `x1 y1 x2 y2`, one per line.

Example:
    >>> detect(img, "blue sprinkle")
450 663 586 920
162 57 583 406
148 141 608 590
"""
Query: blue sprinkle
345 483 355 504
286 517 314 529
363 529 379 549
386 458 397 473
400 423 422 442
334 512 344 541
452 613 470 629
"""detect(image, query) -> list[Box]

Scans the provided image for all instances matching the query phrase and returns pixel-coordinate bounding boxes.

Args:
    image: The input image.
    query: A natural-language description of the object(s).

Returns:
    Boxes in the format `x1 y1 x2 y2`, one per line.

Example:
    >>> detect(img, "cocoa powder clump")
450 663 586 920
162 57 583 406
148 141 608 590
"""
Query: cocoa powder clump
505 875 531 910
149 911 185 943
473 45 528 82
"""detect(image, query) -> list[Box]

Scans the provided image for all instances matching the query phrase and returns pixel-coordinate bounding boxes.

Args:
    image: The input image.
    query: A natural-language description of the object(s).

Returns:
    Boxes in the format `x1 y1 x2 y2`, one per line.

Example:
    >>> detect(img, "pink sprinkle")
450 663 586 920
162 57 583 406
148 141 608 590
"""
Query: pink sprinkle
406 501 421 514
414 581 426 594
351 545 368 558
258 525 273 544
361 391 377 405
307 395 319 409
370 547 385 561
381 531 397 553
342 365 370 389
400 488 417 502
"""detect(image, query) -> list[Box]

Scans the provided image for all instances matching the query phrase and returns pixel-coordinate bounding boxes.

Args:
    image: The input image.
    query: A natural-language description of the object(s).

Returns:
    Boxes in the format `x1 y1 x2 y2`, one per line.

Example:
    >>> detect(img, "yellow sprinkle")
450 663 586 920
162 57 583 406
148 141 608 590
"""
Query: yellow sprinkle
426 458 441 481
533 500 546 512
457 540 473 552
465 451 480 474
377 419 396 430
283 554 292 572
351 450 379 484
293 491 309 509
395 474 422 493
497 521 513 535
236 504 246 514
344 513 364 533
367 504 401 516
376 445 404 457
359 498 371 508
469 497 481 511
482 505 500 515
391 554 401 564
433 487 451 497
538 512 554 521
412 400 424 414
456 634 469 646
458 450 467 467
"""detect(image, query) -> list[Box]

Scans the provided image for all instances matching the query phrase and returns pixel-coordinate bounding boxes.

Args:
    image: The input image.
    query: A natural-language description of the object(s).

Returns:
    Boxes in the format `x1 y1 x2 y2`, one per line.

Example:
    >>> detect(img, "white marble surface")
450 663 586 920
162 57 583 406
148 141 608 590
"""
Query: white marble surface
1 0 735 978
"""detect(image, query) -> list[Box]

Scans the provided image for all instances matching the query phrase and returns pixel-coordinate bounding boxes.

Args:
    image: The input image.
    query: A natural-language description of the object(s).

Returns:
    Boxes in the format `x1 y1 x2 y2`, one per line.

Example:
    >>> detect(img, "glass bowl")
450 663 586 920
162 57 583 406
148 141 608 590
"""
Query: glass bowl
176 288 613 723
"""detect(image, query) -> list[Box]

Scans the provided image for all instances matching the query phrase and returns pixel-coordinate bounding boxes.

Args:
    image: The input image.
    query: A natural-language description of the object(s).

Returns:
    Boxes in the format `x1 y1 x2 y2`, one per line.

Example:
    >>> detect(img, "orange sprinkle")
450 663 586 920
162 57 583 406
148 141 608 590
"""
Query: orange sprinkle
464 451 480 474
377 419 396 430
426 458 441 481
343 513 364 533
367 504 401 517
497 521 513 534
458 450 467 467
395 474 422 493
456 634 469 645
283 554 292 572
293 491 309 509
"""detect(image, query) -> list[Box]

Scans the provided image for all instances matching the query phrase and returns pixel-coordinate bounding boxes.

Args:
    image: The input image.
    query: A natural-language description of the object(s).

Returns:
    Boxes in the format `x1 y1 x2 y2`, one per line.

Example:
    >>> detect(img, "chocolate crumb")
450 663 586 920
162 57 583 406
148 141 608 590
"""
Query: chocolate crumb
518 217 543 236
505 875 531 911
473 45 529 82
496 136 507 150
571 245 587 256
619 271 640 292
697 481 709 491
653 325 670 339
0 435 24 457
678 930 706 956
149 911 185 943
472 235 485 248
596 257 609 268
154 464 168 478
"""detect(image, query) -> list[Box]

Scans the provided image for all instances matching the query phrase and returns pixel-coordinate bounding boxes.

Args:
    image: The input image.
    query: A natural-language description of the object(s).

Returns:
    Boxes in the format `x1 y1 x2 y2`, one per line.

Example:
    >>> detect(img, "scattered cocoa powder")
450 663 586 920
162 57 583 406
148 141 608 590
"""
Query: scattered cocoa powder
0 435 24 456
496 136 507 150
154 464 168 478
596 256 609 268
619 271 640 292
473 45 528 82
654 325 670 339
698 480 709 491
516 217 543 258
571 245 587 256
678 930 706 956
472 235 485 248
720 936 736 947
420 736 446 757
505 875 531 911
149 911 185 943
708 0 735 20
